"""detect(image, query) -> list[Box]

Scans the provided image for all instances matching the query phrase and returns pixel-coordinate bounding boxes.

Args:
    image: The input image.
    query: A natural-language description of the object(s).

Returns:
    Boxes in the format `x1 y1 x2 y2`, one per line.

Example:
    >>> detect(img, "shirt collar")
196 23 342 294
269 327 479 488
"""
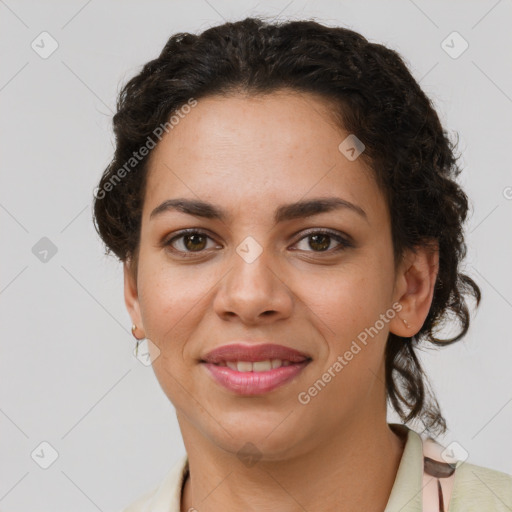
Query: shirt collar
384 423 424 512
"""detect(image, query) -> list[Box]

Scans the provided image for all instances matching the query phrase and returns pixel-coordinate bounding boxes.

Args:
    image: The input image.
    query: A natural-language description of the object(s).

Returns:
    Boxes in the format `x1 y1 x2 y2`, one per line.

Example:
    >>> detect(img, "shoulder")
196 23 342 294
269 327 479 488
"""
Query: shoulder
416 427 512 511
450 461 512 510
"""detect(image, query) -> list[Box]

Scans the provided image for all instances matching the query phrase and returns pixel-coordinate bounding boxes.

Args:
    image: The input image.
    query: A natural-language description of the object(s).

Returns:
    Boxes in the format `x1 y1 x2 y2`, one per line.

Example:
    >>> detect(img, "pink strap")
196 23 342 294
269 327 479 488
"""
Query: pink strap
421 437 457 512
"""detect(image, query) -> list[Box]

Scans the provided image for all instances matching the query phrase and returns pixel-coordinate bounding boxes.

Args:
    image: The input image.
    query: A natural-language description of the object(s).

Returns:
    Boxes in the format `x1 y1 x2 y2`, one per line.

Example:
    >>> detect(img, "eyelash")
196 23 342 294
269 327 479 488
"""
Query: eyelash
162 228 353 258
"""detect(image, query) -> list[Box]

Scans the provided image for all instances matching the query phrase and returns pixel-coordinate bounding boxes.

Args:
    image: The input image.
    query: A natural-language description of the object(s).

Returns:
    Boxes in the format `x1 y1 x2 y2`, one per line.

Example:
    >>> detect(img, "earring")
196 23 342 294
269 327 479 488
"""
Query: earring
402 318 412 329
131 324 144 357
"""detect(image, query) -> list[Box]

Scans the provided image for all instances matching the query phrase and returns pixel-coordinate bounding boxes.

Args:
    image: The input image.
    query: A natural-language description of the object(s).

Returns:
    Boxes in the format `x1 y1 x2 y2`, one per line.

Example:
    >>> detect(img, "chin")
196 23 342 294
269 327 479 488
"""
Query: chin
207 418 307 461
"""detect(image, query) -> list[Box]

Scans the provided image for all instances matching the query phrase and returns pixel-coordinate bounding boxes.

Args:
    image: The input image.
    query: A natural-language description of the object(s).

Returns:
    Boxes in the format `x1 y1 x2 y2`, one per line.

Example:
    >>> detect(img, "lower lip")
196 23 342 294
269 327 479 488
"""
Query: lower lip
202 361 310 395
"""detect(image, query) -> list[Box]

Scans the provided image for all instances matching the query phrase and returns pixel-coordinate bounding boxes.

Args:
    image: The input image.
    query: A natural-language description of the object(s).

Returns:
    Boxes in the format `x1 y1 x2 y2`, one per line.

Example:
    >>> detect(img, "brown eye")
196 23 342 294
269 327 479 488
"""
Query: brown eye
182 233 207 251
293 229 352 253
164 230 218 255
308 234 331 251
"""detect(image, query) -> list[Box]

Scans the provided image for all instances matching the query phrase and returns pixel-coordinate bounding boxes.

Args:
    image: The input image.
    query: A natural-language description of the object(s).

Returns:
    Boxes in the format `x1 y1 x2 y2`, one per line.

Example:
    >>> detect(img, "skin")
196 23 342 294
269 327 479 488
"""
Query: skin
124 90 439 512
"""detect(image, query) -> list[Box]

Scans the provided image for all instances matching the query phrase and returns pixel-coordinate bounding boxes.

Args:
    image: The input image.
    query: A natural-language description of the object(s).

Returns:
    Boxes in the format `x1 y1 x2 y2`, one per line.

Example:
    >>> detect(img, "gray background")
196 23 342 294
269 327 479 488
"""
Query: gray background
1 0 511 510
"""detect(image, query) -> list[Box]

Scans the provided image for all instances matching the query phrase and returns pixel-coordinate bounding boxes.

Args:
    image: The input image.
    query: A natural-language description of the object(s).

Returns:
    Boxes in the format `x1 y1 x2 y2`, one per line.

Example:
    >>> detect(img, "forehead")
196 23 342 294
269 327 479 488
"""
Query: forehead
143 91 385 224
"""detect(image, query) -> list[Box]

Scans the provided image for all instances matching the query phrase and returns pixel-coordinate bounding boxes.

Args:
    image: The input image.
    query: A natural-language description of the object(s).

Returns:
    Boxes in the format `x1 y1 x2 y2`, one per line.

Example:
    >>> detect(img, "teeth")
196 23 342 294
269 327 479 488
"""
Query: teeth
253 360 272 372
237 361 253 372
271 359 282 369
218 359 295 372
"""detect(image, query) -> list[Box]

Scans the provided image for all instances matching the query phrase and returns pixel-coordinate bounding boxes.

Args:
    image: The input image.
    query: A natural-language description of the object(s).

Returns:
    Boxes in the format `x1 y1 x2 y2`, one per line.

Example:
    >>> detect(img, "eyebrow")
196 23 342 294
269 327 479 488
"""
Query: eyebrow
149 197 368 224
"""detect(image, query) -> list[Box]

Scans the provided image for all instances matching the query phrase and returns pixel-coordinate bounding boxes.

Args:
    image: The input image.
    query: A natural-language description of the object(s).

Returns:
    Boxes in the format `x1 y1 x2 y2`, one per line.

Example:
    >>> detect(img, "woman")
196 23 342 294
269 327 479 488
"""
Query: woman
93 17 512 512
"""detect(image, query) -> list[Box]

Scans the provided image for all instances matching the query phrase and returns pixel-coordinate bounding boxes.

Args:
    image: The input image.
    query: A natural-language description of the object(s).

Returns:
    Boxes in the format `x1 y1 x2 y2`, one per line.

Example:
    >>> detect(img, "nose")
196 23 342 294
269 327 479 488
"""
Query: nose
213 247 294 325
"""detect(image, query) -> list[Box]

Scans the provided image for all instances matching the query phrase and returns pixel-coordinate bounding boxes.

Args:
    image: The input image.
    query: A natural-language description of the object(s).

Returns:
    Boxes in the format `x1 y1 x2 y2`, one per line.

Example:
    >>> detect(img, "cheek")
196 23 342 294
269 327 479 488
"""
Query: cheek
300 267 392 377
301 268 387 334
136 260 196 343
136 256 222 362
136 263 201 402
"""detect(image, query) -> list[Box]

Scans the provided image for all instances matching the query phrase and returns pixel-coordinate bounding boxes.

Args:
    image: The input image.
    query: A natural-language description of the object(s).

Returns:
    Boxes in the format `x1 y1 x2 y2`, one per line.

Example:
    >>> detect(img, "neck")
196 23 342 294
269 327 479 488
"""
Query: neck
179 414 406 512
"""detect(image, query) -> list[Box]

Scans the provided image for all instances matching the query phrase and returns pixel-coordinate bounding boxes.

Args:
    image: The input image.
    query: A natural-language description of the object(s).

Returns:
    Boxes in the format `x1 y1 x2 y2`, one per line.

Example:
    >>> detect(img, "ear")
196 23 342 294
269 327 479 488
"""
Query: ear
124 258 144 337
390 240 439 337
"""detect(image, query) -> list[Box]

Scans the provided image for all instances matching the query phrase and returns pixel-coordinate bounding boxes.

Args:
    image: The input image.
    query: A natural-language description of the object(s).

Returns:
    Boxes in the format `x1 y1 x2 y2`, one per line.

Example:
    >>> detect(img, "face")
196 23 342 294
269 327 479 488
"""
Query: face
124 90 433 460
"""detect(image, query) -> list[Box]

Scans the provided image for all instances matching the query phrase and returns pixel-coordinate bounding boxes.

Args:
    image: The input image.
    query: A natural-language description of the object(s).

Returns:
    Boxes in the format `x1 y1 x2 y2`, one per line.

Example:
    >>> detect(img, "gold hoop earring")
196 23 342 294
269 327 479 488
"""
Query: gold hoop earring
131 324 144 357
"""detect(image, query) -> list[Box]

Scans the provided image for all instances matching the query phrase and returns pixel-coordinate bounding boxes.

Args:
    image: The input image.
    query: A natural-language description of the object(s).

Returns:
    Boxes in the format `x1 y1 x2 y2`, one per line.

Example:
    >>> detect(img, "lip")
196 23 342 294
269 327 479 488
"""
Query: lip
201 343 311 364
203 361 310 395
200 343 312 395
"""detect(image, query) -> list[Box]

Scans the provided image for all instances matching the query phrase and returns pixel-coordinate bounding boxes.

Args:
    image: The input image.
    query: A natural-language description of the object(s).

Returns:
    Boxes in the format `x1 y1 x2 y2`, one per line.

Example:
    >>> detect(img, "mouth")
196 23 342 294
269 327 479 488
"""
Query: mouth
200 343 312 395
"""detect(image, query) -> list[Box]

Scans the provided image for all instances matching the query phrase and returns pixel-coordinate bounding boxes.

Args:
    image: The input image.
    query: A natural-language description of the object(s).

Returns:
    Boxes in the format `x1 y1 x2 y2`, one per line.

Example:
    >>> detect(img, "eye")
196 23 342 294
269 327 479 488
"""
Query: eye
291 229 353 253
162 228 353 258
164 229 219 256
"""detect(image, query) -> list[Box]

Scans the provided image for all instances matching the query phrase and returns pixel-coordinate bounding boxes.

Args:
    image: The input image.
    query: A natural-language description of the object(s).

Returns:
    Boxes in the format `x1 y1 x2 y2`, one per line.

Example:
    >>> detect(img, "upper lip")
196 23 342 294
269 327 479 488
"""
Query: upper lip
201 343 312 364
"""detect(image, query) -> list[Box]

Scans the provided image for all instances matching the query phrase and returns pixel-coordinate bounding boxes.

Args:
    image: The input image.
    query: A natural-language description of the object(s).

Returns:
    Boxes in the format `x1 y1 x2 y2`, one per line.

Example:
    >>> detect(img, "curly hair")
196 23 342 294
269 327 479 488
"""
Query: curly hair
93 16 481 437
